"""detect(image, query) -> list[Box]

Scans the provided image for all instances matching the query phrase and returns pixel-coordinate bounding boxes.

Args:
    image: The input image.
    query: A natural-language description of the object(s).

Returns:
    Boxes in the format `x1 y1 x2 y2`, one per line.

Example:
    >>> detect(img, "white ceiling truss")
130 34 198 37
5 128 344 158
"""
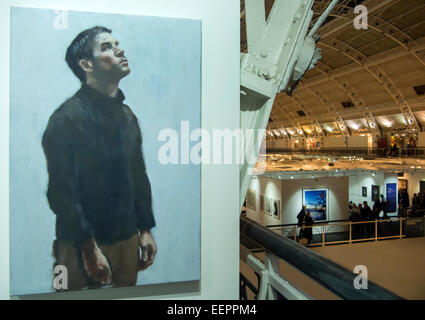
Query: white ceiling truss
240 0 425 139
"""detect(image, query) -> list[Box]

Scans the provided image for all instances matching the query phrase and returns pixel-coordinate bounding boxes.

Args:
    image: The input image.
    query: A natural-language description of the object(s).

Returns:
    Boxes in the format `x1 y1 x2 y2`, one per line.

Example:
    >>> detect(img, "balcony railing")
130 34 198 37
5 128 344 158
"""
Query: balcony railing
266 147 425 159
268 217 406 247
240 215 405 300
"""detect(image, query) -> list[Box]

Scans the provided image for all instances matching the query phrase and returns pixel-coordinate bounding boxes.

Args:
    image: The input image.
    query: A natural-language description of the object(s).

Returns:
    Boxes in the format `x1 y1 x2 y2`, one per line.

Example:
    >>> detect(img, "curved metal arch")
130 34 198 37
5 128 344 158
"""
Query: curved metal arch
305 87 350 135
323 11 425 67
313 61 380 133
268 118 291 141
332 3 425 47
301 37 425 89
319 37 421 130
290 93 327 137
274 100 306 137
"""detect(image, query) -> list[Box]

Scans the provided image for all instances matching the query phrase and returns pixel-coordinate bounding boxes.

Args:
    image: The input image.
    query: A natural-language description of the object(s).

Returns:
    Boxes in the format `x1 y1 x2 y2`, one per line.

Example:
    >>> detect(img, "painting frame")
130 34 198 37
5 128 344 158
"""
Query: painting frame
264 196 272 216
260 194 264 211
386 183 397 213
246 188 257 210
362 186 367 197
371 185 380 202
302 188 328 222
9 7 202 296
272 198 280 220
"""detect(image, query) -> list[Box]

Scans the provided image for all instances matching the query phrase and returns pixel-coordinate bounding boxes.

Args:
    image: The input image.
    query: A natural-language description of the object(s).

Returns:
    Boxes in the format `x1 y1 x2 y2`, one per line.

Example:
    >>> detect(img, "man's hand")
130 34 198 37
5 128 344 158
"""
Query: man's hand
81 238 112 285
139 230 157 270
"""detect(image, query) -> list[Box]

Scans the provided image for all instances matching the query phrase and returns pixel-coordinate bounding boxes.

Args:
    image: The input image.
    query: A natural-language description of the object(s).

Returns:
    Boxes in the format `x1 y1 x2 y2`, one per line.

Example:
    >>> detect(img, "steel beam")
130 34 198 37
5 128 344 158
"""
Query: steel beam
240 0 338 209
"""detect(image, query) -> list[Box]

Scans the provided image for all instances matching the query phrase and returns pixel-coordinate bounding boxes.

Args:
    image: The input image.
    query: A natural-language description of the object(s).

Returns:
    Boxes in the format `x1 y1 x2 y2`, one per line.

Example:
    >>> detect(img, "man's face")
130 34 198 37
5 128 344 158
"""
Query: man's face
90 32 130 81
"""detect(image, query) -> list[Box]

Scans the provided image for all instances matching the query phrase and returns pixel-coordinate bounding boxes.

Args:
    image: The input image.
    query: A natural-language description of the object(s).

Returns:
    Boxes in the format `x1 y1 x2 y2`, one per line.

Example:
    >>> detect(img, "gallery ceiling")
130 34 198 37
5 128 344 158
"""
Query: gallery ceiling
241 0 425 138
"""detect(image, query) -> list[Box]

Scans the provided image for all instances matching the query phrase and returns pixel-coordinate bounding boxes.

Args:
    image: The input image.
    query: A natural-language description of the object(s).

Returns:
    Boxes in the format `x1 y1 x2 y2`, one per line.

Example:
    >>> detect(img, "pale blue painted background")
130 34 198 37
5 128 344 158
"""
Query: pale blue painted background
10 7 201 295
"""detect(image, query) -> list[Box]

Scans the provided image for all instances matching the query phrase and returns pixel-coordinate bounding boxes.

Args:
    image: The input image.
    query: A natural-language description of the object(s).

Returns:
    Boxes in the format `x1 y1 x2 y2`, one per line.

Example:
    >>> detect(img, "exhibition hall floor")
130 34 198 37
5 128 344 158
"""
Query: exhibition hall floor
241 235 425 299
312 237 425 300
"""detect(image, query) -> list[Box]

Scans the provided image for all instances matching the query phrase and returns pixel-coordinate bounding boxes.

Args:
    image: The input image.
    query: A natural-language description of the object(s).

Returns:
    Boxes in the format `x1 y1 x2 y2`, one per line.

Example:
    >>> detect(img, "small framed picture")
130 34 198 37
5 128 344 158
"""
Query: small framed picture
362 187 367 197
372 185 380 202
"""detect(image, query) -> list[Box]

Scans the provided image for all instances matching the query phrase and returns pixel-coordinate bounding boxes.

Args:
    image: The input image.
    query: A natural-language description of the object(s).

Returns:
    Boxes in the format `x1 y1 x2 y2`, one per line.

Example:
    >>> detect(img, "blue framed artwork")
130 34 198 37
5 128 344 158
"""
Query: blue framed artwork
302 188 328 222
386 183 397 213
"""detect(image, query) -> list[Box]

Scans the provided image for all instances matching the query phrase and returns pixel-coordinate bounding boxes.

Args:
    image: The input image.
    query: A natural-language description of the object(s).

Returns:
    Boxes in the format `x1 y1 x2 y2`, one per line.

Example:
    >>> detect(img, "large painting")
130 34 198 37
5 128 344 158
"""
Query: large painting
246 189 257 210
260 194 264 211
264 196 272 216
9 8 201 295
386 183 397 213
272 198 280 220
303 188 328 222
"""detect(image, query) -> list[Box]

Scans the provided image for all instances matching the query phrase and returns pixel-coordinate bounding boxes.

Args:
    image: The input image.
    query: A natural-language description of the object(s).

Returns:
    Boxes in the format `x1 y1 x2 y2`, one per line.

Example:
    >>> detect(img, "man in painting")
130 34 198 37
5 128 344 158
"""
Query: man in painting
42 26 157 290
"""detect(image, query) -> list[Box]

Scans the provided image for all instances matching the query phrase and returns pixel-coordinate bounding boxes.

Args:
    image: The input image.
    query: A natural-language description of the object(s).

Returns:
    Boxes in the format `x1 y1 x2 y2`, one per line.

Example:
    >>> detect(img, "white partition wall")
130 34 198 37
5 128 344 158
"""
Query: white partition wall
348 173 385 206
246 176 283 226
348 173 399 216
282 177 349 224
246 176 350 225
347 136 369 148
323 136 347 148
0 0 239 300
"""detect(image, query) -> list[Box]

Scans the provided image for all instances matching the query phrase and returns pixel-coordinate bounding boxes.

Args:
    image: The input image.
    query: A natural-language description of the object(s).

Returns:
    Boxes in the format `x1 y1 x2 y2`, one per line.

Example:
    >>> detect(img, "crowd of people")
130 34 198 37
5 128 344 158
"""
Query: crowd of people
410 191 425 216
295 188 424 245
349 196 390 239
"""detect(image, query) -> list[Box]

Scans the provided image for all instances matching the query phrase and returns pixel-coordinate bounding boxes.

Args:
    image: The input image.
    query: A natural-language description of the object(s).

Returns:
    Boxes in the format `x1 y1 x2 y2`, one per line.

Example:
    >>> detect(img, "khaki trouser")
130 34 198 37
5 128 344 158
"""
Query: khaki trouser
53 234 141 291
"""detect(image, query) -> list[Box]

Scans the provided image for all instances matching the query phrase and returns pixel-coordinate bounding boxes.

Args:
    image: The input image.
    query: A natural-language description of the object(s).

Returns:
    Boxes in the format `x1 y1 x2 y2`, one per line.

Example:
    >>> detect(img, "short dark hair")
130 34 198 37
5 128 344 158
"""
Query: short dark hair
65 26 112 83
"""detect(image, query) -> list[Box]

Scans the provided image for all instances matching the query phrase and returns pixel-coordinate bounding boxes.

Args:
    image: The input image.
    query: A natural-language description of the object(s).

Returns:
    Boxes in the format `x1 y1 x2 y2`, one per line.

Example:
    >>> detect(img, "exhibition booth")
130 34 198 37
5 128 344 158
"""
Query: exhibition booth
246 172 399 227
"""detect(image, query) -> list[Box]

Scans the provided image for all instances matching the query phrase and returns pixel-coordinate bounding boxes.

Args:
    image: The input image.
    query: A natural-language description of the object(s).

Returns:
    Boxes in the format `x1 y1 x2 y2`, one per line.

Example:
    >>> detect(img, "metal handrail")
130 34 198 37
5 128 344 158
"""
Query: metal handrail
281 217 406 247
265 147 425 158
240 215 404 300
266 217 378 228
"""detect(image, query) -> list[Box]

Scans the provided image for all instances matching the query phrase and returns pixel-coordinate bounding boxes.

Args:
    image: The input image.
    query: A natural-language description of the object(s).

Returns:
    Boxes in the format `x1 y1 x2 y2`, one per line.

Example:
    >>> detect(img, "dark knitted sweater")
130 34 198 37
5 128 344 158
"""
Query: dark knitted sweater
42 84 155 246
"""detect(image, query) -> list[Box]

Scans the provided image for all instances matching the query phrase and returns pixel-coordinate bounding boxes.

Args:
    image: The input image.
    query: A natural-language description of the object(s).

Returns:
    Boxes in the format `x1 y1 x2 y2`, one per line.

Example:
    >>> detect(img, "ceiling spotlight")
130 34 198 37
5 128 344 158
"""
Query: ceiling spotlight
372 173 376 177
291 176 294 179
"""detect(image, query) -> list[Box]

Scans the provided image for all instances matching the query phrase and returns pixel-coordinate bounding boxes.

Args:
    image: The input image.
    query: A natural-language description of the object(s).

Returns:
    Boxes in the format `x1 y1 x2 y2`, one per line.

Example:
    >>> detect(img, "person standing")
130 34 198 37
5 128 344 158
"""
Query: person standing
42 26 157 290
297 205 306 238
363 201 373 238
304 211 314 244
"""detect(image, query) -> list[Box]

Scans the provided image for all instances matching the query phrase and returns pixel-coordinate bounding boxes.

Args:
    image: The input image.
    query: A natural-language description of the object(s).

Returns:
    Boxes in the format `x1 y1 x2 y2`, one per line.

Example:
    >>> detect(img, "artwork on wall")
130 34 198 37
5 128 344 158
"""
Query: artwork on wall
272 199 280 219
372 185 380 202
246 189 257 210
9 7 201 296
386 183 397 213
264 197 272 215
260 195 264 211
398 179 408 191
362 186 367 197
303 188 328 222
